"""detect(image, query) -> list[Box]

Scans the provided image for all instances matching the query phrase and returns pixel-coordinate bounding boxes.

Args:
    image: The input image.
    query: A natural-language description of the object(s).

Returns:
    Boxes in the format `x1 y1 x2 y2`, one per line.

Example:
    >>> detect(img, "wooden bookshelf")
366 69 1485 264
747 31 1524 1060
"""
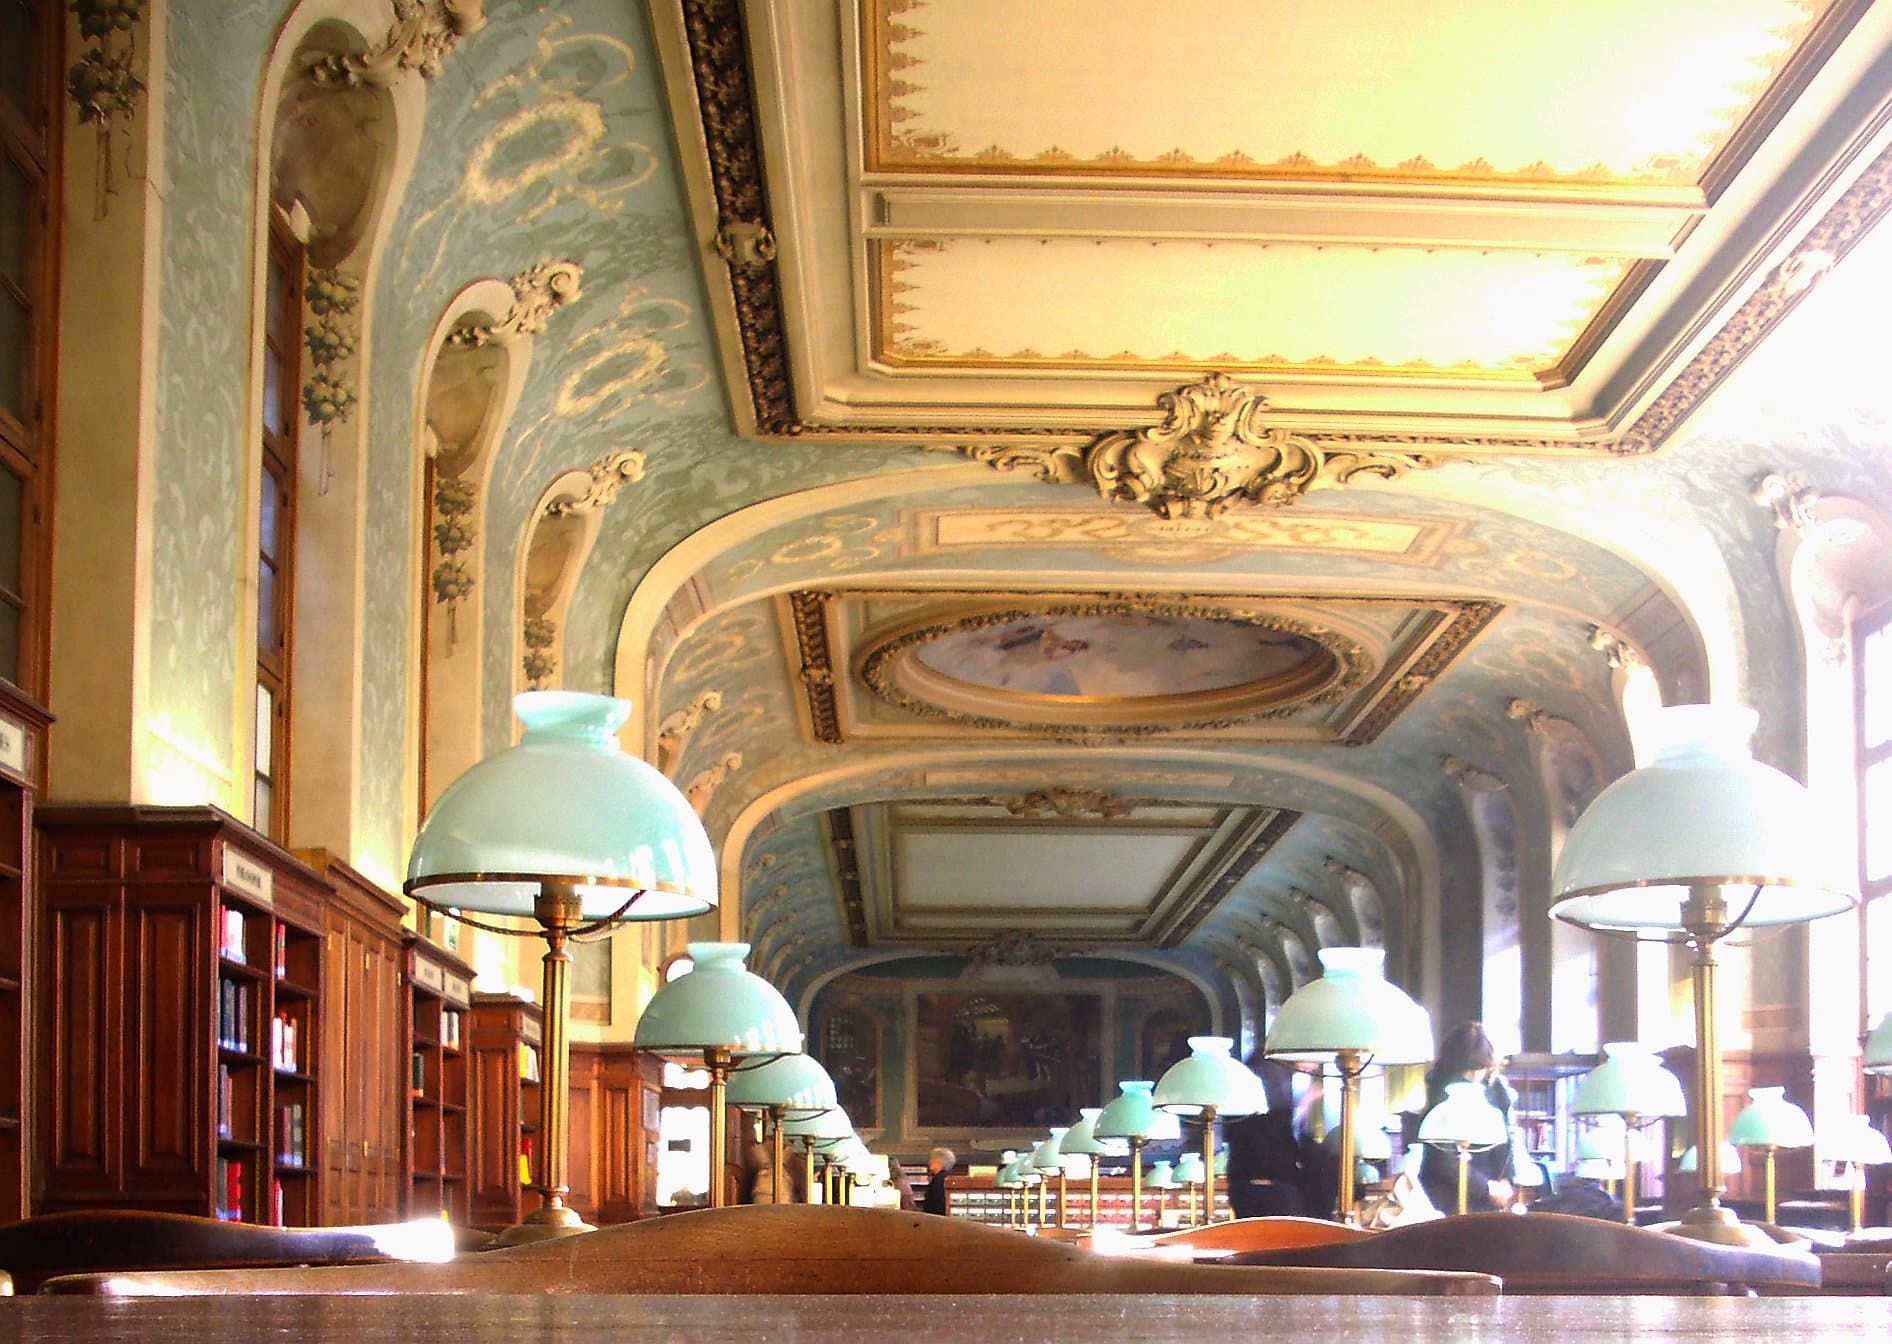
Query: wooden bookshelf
404 934 473 1222
34 807 344 1223
0 683 49 1219
466 992 543 1231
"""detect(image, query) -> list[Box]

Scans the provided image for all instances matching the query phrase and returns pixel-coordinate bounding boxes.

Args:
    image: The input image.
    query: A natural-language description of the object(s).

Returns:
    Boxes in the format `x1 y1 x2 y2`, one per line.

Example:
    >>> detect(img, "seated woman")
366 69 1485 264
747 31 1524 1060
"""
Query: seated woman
1414 1022 1516 1215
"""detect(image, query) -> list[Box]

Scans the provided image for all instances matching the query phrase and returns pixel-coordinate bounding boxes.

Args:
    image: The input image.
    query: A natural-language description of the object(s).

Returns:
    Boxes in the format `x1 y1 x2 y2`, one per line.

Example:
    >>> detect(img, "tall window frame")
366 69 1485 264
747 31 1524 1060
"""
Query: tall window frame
1859 599 1892 1016
0 0 59 704
254 209 303 841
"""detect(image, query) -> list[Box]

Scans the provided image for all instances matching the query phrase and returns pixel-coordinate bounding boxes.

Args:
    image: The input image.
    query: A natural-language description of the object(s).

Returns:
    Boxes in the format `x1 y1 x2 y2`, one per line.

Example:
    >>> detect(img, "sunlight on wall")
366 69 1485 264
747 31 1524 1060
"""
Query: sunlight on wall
141 719 238 812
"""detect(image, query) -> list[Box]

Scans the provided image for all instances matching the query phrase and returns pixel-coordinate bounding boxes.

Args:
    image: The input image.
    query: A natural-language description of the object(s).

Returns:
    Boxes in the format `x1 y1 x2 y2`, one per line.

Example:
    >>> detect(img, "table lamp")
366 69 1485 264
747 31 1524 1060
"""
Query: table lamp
405 691 716 1244
780 1105 851 1207
1060 1108 1114 1227
1095 1080 1181 1231
1154 1035 1266 1224
1729 1086 1814 1225
994 1154 1026 1228
1147 1158 1179 1224
1680 1142 1743 1175
1822 1114 1892 1234
1573 1041 1687 1224
1550 704 1855 1248
1577 1117 1629 1197
726 1052 837 1205
1416 1079 1509 1214
1030 1131 1067 1226
1326 1112 1393 1185
1866 1014 1892 1072
1265 946 1434 1222
1174 1151 1207 1225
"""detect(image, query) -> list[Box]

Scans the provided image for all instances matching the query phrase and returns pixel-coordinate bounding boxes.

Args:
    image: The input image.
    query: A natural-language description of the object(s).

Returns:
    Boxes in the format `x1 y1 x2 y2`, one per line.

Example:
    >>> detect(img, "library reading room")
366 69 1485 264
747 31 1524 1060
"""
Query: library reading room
3 1 1892 1339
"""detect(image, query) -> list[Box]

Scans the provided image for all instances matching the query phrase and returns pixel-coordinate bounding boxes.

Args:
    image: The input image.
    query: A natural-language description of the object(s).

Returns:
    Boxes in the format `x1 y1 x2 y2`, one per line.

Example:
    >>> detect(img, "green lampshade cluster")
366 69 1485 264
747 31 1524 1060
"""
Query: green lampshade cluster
1416 1080 1508 1150
1174 1151 1206 1186
406 692 717 919
1147 1159 1178 1191
1030 1132 1067 1175
1060 1107 1116 1157
632 942 803 1056
1153 1035 1267 1116
1572 1042 1687 1119
725 1052 837 1116
1266 946 1434 1063
1728 1086 1814 1150
1549 705 1855 931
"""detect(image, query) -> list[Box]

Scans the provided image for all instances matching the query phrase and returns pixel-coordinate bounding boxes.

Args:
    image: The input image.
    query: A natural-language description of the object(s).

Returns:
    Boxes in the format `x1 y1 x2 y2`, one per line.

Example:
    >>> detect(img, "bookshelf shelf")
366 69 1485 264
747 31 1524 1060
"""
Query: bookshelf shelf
403 935 474 1224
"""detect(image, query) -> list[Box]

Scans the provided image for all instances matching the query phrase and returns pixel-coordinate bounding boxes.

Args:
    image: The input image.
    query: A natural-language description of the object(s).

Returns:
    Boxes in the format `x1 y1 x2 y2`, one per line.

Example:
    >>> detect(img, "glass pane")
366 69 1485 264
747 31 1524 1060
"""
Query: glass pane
257 558 277 654
0 464 20 596
0 599 17 685
0 1 33 131
0 155 27 291
0 283 24 420
1865 621 1891 751
253 776 272 834
1869 898 1892 1023
255 684 272 776
259 472 279 558
1867 759 1891 885
262 347 283 437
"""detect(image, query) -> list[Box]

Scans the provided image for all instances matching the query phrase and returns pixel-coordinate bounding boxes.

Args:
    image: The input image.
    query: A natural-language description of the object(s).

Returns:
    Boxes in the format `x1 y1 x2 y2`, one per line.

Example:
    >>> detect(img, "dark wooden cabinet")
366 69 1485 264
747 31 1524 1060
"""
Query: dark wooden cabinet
404 934 473 1222
568 1042 662 1224
35 806 328 1222
466 992 542 1231
0 683 50 1219
297 850 405 1227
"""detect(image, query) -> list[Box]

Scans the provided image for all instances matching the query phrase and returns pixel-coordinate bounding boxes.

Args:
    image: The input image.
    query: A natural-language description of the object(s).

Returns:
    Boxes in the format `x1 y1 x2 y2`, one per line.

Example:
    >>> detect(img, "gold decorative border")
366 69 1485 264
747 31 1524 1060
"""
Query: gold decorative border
1343 599 1505 745
789 589 844 744
824 808 868 946
1161 808 1300 947
855 599 1370 733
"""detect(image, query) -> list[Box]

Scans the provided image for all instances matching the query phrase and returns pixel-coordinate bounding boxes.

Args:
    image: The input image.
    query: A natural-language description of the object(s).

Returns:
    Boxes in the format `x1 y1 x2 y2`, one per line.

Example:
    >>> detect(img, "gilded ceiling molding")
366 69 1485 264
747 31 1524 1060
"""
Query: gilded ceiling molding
305 0 488 88
1161 808 1300 948
1750 469 1821 535
656 690 723 777
446 261 584 348
1585 623 1644 671
788 590 844 744
683 752 743 816
823 809 868 947
1343 600 1503 746
1621 139 1892 453
961 932 1072 968
991 787 1134 821
546 449 647 517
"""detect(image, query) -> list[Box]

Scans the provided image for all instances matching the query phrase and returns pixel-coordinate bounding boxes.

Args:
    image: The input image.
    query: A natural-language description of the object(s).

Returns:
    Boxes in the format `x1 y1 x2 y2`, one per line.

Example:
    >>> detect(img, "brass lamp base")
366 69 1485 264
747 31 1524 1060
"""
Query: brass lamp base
1665 1202 1796 1251
494 1202 595 1246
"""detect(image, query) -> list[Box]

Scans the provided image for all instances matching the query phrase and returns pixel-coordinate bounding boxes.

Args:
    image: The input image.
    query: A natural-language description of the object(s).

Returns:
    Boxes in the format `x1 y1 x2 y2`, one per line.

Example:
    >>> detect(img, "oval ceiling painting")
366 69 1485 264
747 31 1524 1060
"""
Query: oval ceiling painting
861 604 1364 731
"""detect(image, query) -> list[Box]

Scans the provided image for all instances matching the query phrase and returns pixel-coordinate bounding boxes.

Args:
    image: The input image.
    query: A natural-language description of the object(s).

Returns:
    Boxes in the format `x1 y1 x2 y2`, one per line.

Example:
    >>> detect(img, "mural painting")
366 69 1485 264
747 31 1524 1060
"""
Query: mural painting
916 992 1102 1129
915 612 1322 701
816 1003 880 1128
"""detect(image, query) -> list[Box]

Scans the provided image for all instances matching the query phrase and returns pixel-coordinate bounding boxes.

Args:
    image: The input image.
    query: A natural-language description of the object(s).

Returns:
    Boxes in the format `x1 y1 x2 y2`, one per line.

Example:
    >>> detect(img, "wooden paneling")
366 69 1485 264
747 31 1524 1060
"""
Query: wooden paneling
0 682 48 1217
568 1043 659 1225
466 994 541 1231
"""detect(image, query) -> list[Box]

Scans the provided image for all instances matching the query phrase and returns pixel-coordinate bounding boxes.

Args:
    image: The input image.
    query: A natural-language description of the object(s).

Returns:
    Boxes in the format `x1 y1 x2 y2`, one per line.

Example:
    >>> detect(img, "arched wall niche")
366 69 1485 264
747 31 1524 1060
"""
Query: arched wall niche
247 0 427 869
514 449 647 693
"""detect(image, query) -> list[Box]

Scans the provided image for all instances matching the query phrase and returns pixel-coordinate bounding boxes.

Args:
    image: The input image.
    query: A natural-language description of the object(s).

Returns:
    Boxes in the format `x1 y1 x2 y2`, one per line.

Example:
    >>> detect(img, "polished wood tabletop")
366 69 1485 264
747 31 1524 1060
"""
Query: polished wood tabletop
2 1294 1890 1342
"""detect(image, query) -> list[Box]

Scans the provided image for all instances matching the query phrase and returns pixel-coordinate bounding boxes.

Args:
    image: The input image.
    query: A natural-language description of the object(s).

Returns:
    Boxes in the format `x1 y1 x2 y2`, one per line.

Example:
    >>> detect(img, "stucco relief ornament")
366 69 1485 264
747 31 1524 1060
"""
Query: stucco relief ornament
67 1 146 213
446 261 583 348
307 0 488 88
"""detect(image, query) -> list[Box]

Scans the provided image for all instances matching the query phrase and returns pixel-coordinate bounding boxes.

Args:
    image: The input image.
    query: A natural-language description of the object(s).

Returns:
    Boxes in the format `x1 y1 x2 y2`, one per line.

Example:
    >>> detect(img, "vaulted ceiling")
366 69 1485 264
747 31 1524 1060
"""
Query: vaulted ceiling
388 0 1892 1043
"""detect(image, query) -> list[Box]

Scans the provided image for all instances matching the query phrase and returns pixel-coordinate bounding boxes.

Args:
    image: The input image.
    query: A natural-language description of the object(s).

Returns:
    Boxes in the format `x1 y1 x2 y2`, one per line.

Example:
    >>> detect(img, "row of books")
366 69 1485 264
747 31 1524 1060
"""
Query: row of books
270 1011 302 1072
440 1009 462 1049
217 909 292 977
213 1157 245 1221
277 1102 307 1167
217 979 254 1052
519 1043 541 1083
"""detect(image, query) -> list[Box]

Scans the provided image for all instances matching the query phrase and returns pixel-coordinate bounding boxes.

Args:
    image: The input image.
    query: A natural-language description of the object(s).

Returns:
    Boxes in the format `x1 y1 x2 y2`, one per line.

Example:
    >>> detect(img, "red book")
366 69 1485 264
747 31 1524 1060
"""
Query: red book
225 1160 244 1218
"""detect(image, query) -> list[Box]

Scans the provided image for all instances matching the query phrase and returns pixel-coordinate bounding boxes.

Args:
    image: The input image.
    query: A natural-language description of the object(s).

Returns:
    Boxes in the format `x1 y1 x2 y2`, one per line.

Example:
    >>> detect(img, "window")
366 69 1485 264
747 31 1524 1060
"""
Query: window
255 211 303 839
0 0 55 699
1859 598 1892 1023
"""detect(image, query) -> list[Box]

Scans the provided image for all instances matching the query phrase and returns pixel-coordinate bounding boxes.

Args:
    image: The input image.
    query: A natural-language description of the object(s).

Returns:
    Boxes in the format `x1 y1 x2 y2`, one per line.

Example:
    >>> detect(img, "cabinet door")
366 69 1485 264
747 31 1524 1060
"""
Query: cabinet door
362 931 402 1221
121 893 208 1205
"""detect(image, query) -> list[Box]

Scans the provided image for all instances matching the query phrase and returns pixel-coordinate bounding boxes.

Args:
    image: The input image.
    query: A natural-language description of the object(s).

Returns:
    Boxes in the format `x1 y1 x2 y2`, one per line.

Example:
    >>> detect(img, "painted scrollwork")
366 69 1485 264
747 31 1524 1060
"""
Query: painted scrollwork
447 261 584 348
306 0 488 88
546 449 646 517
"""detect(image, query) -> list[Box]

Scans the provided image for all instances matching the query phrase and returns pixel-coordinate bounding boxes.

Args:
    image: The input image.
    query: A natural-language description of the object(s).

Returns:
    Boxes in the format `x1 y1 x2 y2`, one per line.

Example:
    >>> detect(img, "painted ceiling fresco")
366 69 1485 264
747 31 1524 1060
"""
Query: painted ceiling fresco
175 0 1892 1044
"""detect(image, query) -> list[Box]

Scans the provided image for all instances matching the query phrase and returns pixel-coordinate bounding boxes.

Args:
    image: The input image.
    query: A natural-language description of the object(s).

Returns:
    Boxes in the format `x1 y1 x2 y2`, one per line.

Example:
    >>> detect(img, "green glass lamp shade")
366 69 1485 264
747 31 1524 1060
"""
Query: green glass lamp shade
1866 1013 1892 1073
1095 1080 1158 1141
1174 1152 1206 1186
1574 1156 1621 1181
406 692 718 919
1265 947 1434 1064
1031 1130 1068 1174
1679 1142 1743 1174
1572 1042 1687 1118
1060 1108 1111 1156
632 942 803 1056
781 1104 852 1143
1153 1035 1268 1117
1416 1080 1508 1150
1578 1114 1627 1159
832 1135 874 1170
1549 705 1856 931
1823 1114 1892 1167
724 1052 837 1116
1147 1159 1177 1191
1729 1086 1814 1149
